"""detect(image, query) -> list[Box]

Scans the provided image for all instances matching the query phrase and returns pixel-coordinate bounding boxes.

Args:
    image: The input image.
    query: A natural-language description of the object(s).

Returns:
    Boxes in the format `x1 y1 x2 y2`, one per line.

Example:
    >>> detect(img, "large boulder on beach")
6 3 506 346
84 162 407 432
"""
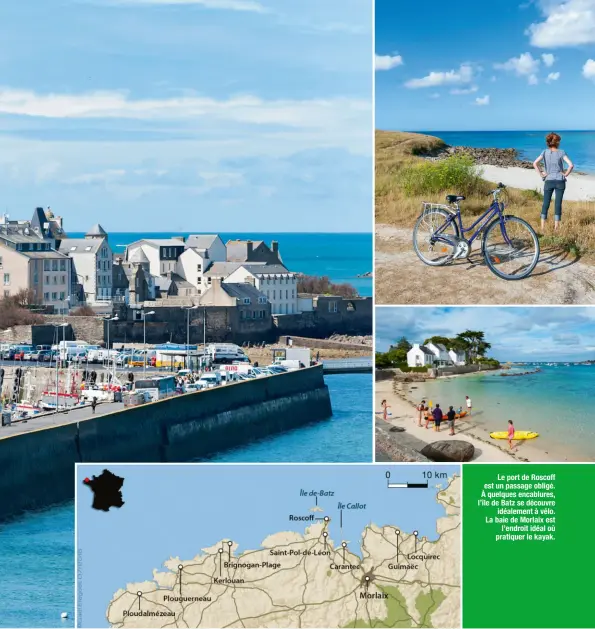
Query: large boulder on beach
421 440 475 462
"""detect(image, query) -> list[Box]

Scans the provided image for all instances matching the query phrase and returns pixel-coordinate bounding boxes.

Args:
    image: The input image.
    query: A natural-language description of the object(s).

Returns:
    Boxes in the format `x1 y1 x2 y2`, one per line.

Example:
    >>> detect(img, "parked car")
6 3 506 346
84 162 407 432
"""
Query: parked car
39 350 53 362
28 350 43 361
13 350 26 361
72 351 88 363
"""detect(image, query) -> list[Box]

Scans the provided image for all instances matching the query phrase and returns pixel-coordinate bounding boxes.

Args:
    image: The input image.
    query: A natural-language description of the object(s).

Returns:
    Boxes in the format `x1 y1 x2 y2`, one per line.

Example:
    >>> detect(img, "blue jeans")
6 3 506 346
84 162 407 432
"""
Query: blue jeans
541 180 566 220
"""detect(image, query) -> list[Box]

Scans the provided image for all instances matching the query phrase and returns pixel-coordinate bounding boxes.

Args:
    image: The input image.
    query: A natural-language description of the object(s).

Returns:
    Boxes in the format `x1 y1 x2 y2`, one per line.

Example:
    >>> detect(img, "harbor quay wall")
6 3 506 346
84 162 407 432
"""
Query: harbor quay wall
0 366 331 521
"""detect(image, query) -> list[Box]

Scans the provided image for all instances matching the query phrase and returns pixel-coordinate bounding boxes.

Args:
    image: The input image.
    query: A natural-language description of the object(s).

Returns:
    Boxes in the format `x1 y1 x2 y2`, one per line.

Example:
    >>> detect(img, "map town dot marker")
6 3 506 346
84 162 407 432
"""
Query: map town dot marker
322 531 328 549
324 516 330 522
365 575 370 591
396 529 400 556
342 541 347 562
178 565 183 596
413 530 419 552
219 548 223 576
228 540 232 561
137 592 142 611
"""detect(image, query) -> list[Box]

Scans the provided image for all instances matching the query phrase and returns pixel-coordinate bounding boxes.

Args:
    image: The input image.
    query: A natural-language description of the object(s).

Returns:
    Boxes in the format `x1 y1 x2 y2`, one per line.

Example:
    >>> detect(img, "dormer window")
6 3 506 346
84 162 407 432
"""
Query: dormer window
243 298 251 305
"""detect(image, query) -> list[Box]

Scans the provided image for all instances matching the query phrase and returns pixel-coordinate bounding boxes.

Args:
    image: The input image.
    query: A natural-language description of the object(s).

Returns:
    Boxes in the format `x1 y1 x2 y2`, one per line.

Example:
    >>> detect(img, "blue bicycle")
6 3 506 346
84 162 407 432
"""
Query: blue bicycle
412 184 540 280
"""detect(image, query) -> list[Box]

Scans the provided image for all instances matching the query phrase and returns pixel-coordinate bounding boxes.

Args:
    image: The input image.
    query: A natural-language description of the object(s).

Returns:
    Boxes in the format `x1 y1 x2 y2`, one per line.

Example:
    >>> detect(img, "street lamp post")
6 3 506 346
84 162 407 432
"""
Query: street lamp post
105 315 119 382
182 305 199 370
54 323 67 413
143 311 155 375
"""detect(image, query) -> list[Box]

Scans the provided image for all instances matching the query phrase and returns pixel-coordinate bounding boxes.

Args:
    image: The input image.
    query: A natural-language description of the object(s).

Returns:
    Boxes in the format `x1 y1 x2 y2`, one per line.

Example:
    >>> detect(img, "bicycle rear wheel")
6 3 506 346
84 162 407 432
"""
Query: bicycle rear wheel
482 215 539 280
413 208 459 266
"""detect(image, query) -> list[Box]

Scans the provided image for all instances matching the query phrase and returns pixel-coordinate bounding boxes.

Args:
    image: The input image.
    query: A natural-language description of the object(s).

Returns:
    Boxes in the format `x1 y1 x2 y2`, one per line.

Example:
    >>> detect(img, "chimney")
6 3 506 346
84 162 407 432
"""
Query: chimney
245 276 255 286
173 236 185 243
247 241 253 258
271 241 278 254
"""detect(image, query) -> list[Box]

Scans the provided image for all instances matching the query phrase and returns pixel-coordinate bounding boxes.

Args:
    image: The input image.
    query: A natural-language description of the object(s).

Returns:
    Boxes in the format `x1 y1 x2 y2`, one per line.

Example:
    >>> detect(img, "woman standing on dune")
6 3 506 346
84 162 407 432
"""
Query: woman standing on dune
533 132 574 232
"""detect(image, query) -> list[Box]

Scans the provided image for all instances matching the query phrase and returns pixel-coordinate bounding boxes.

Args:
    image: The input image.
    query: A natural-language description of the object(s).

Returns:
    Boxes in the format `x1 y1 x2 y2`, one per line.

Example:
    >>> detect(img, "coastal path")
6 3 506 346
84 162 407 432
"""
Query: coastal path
376 224 595 305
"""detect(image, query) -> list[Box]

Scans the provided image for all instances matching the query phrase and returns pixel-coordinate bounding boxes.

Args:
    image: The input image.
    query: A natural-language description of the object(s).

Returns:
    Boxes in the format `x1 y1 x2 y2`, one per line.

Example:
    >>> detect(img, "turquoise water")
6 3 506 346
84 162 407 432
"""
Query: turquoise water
69 231 373 297
0 505 75 628
0 373 371 628
422 131 595 174
413 365 595 460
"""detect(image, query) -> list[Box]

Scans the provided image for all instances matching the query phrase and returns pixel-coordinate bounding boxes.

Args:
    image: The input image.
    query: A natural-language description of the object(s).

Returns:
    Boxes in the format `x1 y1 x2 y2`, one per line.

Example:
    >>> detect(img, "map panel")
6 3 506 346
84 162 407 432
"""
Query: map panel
75 464 461 628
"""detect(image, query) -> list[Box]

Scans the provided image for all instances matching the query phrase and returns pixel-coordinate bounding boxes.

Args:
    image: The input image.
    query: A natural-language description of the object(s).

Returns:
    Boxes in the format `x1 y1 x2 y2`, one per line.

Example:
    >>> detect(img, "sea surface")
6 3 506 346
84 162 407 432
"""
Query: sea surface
412 364 595 461
0 373 371 628
68 231 373 297
421 130 595 174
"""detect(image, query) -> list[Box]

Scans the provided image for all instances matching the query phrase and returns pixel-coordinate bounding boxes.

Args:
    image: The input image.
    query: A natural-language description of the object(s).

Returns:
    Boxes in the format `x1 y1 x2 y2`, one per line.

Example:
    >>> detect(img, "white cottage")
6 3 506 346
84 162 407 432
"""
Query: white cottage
425 342 451 366
448 349 466 366
407 344 435 367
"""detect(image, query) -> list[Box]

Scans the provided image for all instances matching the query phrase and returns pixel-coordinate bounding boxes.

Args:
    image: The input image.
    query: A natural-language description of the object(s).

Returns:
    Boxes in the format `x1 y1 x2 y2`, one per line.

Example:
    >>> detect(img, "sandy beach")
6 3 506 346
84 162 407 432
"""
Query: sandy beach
479 165 595 201
375 378 567 463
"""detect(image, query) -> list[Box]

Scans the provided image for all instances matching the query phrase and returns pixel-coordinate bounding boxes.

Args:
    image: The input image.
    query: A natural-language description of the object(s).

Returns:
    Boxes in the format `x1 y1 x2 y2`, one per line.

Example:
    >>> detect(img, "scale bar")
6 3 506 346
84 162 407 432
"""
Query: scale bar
387 482 429 489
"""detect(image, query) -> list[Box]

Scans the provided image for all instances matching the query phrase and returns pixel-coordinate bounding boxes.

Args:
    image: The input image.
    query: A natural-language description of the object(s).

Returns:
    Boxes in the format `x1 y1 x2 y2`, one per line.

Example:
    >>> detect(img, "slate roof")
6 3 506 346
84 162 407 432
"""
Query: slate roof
185 235 219 249
85 223 107 238
61 238 103 254
240 263 291 276
222 283 267 302
418 345 434 356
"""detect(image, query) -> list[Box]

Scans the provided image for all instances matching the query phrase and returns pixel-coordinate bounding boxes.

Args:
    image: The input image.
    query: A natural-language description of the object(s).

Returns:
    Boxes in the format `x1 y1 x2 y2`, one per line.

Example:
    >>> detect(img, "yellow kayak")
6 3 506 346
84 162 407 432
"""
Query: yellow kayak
490 431 539 440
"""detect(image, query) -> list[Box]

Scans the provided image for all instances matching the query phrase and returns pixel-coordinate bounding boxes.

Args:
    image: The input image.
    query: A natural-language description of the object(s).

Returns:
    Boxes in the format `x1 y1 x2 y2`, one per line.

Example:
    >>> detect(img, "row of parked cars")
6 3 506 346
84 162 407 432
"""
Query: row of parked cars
177 363 289 393
0 345 56 362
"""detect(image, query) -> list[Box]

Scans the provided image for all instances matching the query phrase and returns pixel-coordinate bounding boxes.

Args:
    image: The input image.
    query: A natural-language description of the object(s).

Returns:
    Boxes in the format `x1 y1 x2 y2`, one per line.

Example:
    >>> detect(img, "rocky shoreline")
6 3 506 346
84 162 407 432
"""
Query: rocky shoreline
422 145 535 168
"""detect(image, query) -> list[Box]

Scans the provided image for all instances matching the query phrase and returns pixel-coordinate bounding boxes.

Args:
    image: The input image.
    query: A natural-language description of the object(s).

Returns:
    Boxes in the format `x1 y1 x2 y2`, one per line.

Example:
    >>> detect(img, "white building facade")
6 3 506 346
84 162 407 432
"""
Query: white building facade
406 344 435 368
223 264 298 315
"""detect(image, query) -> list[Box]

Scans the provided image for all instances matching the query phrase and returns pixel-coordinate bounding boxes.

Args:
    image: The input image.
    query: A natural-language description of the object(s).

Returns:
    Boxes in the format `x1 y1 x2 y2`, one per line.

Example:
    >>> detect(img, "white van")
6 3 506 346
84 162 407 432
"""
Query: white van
198 372 222 388
207 343 248 364
220 370 239 384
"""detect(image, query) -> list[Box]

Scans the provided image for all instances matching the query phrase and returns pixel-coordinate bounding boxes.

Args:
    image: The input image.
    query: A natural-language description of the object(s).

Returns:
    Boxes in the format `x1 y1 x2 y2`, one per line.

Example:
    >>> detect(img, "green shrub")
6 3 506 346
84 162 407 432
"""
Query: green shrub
394 362 428 373
399 155 484 197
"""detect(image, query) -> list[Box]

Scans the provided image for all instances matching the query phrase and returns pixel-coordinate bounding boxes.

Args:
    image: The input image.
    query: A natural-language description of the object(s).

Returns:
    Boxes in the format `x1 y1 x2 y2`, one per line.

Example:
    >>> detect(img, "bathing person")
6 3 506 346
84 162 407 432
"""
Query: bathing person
533 132 574 231
447 406 456 436
381 399 391 421
465 395 472 415
432 403 443 432
417 399 426 427
507 419 515 450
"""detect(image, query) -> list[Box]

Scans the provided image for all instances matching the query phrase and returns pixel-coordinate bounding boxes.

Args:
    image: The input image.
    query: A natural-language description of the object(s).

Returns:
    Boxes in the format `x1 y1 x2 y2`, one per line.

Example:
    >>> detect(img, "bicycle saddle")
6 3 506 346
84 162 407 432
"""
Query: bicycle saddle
446 194 465 203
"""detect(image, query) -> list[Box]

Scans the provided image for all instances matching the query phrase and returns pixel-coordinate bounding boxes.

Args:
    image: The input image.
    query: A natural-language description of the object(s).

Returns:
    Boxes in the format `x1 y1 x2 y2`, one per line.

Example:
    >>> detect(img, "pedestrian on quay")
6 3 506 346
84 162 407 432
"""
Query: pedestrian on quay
91 397 97 414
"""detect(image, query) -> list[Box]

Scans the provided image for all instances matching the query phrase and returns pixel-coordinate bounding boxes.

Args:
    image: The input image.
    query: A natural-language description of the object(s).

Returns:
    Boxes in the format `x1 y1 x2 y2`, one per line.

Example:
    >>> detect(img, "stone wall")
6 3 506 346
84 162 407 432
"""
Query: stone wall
285 336 371 351
0 365 331 520
273 297 372 338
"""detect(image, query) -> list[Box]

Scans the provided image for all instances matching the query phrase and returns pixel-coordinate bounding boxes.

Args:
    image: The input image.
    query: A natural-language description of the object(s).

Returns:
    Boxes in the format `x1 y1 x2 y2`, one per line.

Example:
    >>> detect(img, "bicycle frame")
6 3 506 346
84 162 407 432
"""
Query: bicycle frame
432 198 512 247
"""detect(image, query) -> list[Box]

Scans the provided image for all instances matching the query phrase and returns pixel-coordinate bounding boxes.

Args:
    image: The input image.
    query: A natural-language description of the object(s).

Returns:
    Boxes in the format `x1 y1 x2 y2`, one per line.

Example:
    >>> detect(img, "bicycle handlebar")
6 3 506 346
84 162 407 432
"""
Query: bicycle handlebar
487 183 507 196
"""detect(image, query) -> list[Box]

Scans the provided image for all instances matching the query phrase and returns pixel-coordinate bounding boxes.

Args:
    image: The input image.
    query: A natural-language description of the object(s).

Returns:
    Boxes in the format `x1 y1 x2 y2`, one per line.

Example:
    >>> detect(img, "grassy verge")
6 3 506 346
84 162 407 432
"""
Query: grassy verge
376 130 595 257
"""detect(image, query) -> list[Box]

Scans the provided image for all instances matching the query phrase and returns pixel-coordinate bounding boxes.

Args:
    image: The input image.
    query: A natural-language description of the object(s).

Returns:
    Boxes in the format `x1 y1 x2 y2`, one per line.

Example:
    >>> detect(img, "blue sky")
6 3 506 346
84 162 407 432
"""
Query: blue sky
375 0 595 131
0 0 372 232
375 307 595 362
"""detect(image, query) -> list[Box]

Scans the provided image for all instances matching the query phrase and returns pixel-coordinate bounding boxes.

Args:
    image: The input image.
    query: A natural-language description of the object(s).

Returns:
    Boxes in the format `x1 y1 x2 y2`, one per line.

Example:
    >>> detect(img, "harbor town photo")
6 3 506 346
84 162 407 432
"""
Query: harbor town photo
375 0 595 304
375 306 595 464
0 0 373 627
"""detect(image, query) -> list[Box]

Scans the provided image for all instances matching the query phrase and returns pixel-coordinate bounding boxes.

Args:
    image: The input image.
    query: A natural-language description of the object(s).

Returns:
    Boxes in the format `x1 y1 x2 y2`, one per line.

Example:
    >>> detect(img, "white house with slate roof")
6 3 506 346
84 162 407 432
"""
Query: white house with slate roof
176 235 227 295
61 224 113 304
426 342 451 366
407 344 435 368
448 349 467 366
223 263 297 314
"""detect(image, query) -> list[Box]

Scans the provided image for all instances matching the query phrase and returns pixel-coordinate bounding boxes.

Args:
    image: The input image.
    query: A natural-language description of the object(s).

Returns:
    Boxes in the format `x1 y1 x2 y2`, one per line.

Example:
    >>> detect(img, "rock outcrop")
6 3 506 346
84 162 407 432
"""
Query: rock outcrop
420 440 475 462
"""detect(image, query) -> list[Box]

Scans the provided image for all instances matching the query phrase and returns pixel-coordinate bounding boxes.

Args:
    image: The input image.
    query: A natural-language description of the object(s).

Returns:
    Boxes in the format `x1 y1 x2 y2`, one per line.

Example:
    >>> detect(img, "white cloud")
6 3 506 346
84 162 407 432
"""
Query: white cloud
528 73 539 85
494 52 540 81
528 0 595 47
475 95 490 106
104 0 268 11
450 85 478 95
65 169 127 185
546 71 561 82
542 53 556 67
404 64 474 89
583 58 595 80
0 87 368 133
375 54 403 71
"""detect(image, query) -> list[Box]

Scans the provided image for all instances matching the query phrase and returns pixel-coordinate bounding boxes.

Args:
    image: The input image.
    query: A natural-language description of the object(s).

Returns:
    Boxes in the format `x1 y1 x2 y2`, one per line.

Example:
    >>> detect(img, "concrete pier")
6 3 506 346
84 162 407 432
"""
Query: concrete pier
0 366 332 521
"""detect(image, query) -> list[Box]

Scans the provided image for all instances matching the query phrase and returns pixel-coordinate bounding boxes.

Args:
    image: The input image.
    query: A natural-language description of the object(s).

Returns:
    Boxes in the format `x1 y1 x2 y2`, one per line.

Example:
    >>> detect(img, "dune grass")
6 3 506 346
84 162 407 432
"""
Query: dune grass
376 130 595 258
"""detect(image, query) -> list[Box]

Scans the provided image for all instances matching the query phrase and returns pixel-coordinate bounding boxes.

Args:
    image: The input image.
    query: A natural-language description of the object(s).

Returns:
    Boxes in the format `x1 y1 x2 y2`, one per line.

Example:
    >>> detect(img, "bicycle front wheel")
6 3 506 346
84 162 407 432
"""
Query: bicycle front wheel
412 208 459 266
482 215 540 280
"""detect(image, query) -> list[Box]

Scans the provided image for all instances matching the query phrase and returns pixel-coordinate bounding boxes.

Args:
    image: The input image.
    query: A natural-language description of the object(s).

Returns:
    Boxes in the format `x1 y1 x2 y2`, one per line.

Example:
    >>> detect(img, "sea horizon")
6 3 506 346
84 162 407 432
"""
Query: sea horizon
403 130 595 174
